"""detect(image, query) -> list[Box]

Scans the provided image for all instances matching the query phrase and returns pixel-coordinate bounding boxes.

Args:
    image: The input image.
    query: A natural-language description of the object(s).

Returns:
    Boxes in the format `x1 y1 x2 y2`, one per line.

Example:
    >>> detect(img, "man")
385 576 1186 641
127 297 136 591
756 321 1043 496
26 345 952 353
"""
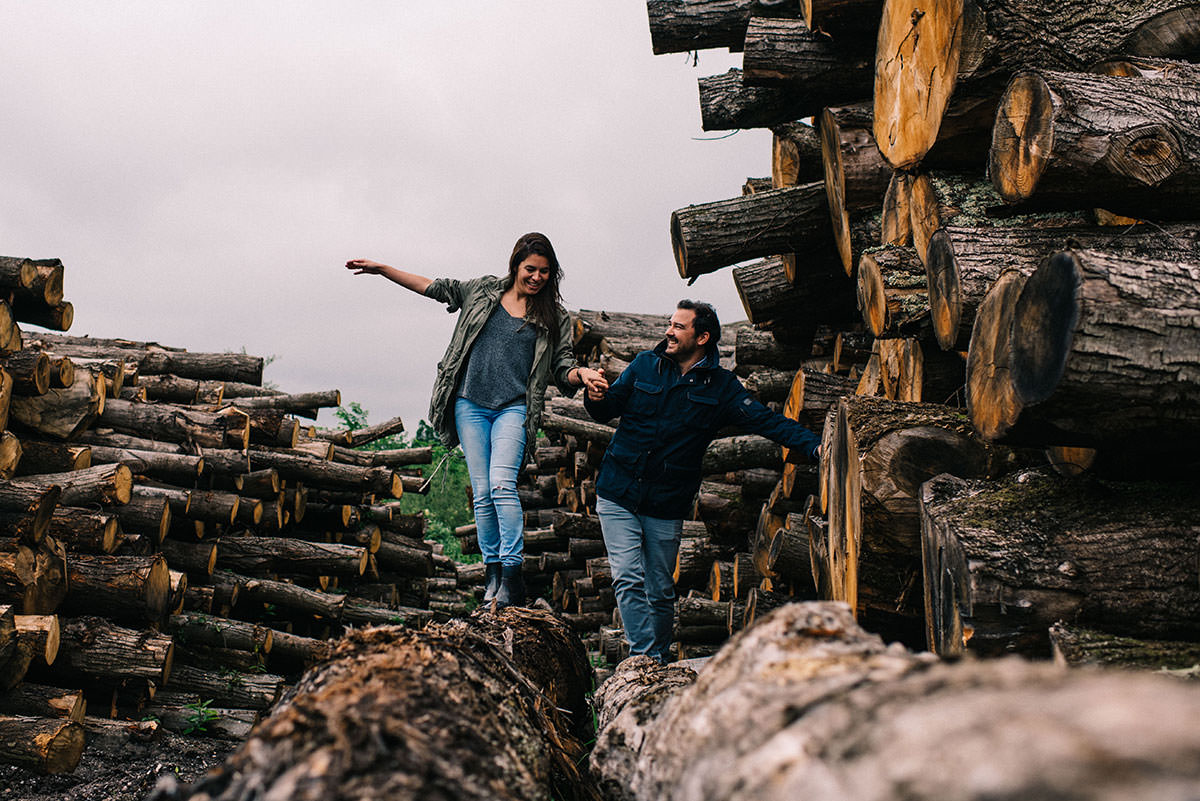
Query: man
584 300 821 663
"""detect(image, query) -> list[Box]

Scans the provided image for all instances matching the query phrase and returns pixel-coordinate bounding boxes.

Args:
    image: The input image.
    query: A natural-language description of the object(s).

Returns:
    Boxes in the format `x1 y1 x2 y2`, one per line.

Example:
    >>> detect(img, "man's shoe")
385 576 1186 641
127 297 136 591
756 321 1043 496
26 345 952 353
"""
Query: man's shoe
483 562 502 603
495 564 526 609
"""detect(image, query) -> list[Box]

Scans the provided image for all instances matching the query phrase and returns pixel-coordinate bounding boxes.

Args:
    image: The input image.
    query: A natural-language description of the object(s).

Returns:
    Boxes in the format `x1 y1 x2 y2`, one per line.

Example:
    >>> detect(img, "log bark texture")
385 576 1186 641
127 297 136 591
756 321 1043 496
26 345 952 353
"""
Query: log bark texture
591 600 1200 801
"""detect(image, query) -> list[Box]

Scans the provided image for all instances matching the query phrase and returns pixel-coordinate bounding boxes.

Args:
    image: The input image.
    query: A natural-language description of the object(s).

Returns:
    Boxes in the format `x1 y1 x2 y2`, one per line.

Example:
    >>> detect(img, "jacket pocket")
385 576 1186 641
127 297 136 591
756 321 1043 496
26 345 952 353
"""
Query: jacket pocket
629 379 663 415
682 391 720 429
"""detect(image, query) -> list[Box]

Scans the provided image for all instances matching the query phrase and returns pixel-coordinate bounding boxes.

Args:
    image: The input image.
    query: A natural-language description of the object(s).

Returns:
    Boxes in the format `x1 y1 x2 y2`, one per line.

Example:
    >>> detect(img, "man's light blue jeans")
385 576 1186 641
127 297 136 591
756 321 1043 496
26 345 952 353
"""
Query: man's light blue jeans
596 496 683 663
455 398 527 568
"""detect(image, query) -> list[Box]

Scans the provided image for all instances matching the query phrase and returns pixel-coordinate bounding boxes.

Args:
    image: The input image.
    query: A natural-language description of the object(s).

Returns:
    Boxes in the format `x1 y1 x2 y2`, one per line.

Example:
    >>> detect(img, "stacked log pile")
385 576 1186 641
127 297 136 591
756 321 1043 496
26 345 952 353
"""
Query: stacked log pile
643 0 1200 660
0 273 445 774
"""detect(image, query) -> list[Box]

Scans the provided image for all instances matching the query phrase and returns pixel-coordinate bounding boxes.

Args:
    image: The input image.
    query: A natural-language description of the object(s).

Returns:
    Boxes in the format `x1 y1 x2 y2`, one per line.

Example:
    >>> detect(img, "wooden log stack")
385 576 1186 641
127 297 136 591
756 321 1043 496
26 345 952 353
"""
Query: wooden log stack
0 265 448 774
642 0 1200 661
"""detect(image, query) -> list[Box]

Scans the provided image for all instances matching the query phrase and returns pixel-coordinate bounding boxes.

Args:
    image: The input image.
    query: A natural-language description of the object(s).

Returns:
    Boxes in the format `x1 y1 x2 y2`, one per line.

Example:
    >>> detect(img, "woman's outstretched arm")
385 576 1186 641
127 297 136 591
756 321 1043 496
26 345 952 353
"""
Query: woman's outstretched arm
345 259 432 295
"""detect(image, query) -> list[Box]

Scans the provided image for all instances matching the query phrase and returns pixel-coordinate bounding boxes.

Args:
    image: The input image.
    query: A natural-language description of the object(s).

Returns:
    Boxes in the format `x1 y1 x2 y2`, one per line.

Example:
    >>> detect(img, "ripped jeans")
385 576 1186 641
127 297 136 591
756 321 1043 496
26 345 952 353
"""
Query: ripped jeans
454 398 527 567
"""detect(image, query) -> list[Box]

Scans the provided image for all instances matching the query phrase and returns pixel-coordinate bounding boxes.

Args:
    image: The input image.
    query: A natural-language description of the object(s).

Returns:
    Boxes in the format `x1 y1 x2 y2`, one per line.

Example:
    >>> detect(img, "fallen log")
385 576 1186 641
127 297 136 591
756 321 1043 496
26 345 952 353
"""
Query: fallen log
161 608 596 801
1050 621 1200 674
0 714 83 774
593 601 1200 801
820 102 892 274
60 553 171 624
742 17 874 98
8 367 103 440
921 470 1200 658
646 0 798 54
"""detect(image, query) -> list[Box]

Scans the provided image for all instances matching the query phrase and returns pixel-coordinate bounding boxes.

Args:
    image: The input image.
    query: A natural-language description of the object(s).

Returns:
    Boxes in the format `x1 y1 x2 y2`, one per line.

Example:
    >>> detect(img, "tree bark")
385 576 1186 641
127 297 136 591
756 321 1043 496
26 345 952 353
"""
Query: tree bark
771 121 825 188
214 536 367 577
162 609 597 801
999 248 1200 461
60 553 171 624
1049 621 1200 673
592 600 1200 801
0 714 83 774
671 183 834 279
28 332 264 384
921 470 1200 658
98 397 248 450
856 245 928 338
992 64 1200 218
0 537 68 614
820 103 891 273
646 0 799 54
732 256 856 330
822 396 1009 622
742 16 874 95
873 0 1200 168
8 367 102 440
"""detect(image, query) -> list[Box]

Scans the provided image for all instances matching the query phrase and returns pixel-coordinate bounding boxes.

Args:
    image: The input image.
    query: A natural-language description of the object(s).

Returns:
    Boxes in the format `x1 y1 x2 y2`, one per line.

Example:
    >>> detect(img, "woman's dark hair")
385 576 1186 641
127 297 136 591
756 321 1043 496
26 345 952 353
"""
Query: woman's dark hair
677 299 720 350
508 232 564 339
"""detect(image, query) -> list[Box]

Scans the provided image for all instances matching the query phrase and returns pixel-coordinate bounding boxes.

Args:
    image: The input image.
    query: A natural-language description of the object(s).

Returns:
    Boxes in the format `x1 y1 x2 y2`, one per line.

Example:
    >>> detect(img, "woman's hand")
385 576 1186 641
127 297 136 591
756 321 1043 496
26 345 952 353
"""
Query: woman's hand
345 259 387 275
577 368 609 400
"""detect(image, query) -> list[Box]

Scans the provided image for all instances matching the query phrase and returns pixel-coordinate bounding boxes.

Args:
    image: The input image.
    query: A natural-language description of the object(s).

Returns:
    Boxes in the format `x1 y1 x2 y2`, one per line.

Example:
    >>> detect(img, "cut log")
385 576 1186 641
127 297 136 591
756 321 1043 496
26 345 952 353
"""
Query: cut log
16 301 73 332
18 462 132 506
856 245 928 338
991 63 1200 218
646 0 797 54
0 536 68 613
76 427 187 454
98 397 248 450
591 600 1200 801
995 249 1200 461
142 693 259 740
822 395 1010 621
12 438 88 476
48 615 174 685
821 102 892 273
28 333 263 384
671 183 834 279
311 414 405 448
963 269 1027 443
0 715 83 774
921 470 1200 658
215 536 367 577
223 389 340 418
0 683 84 721
240 576 346 619
803 0 883 37
87 443 203 481
61 553 171 623
15 613 59 665
1050 622 1200 673
873 0 1200 169
161 609 594 801
4 348 50 395
168 612 272 654
771 121 825 188
926 222 1200 352
41 507 122 553
330 444 432 468
742 17 874 97
733 256 855 330
876 337 964 405
164 662 284 711
8 367 102 439
701 434 781 474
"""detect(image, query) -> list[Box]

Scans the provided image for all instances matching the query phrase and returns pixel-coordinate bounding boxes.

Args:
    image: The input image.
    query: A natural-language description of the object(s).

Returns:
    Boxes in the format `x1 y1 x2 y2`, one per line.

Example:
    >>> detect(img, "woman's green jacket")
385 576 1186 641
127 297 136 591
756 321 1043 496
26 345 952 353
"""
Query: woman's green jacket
423 274 579 459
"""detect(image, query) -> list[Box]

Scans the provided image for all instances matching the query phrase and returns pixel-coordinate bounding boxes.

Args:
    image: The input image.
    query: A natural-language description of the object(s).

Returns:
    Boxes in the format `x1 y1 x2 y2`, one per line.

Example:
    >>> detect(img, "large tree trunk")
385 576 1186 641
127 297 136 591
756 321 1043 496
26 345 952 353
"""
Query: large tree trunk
646 0 799 54
921 470 1200 658
671 183 835 279
926 222 1200 351
160 608 597 801
591 600 1200 801
991 61 1200 217
873 0 1200 168
820 103 892 274
821 396 1009 624
742 16 874 94
997 248 1200 462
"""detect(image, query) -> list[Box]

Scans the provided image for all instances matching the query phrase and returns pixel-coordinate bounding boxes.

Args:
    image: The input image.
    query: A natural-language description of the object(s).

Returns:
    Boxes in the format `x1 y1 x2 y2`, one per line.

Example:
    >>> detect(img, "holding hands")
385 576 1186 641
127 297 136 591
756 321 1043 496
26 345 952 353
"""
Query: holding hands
575 367 609 400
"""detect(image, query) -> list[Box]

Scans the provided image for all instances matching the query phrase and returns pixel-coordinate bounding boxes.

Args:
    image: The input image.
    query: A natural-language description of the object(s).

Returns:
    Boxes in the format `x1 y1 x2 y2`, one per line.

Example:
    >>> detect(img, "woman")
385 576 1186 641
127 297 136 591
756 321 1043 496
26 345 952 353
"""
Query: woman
347 233 607 609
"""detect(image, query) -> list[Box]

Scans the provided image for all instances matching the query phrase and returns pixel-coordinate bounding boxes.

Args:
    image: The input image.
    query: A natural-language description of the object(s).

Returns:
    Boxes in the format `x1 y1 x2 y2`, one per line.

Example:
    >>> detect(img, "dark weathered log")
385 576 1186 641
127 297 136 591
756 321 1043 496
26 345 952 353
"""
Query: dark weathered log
160 540 217 579
98 397 248 450
734 328 808 371
734 256 856 333
163 609 595 801
771 121 824 188
330 444 432 468
41 507 122 553
573 309 670 353
742 368 795 403
857 245 928 338
701 67 863 131
15 301 73 332
142 693 259 740
926 222 1200 352
87 443 203 482
237 445 403 498
702 434 781 474
991 64 1200 218
821 102 892 274
672 183 833 280
8 367 102 440
47 615 174 685
979 249 1200 460
76 427 187 454
0 536 68 613
18 462 131 506
921 470 1200 658
223 389 340 419
0 714 83 774
0 682 84 721
822 395 1011 620
1050 622 1200 674
12 438 88 476
168 612 272 654
646 0 798 54
311 414 405 448
164 662 284 711
742 17 874 93
591 601 1200 801
28 333 264 384
542 411 615 445
241 576 345 619
61 553 171 623
215 536 367 577
4 348 50 395
136 373 217 404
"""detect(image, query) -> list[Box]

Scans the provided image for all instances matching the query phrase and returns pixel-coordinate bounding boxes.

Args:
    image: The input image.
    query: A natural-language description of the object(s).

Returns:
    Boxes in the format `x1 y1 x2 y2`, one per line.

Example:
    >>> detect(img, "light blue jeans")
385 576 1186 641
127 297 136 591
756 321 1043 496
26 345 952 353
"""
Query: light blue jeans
455 398 527 568
596 496 683 664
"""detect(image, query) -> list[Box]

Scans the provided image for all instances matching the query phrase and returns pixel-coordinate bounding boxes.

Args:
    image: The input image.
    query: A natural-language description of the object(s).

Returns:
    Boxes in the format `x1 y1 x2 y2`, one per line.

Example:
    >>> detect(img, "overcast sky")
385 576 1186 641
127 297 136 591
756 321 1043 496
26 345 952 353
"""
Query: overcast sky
1 3 770 432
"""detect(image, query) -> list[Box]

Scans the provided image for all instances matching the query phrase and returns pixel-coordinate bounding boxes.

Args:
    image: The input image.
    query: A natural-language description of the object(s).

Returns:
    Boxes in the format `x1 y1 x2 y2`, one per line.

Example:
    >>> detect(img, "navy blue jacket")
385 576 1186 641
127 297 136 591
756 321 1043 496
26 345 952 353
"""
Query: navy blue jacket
585 341 821 519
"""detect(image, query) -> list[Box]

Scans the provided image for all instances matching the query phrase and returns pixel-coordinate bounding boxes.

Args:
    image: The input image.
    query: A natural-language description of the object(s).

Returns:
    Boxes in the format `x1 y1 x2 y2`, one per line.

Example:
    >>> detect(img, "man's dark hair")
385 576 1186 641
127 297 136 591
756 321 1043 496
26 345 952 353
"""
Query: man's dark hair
677 299 720 349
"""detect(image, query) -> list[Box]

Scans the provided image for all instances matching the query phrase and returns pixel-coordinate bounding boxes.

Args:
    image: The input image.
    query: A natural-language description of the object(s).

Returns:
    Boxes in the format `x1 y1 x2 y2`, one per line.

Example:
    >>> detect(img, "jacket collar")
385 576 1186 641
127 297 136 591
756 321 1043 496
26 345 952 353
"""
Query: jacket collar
652 339 720 374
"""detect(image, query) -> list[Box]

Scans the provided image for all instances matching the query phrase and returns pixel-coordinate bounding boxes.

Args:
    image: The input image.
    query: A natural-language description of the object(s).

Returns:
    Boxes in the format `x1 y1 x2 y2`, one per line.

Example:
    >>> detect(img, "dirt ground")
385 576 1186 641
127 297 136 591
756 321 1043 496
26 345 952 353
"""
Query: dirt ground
0 728 239 801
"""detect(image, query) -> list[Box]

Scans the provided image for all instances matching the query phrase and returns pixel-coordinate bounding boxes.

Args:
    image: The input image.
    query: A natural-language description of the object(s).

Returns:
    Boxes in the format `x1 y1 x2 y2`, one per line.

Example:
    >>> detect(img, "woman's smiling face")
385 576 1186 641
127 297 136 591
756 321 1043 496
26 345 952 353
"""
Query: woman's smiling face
516 254 551 296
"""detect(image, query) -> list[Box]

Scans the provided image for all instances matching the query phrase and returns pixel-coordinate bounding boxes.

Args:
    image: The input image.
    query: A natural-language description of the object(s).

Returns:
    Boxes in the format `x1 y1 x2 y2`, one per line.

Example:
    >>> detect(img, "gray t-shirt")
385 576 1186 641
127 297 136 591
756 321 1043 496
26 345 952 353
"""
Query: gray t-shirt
456 304 537 409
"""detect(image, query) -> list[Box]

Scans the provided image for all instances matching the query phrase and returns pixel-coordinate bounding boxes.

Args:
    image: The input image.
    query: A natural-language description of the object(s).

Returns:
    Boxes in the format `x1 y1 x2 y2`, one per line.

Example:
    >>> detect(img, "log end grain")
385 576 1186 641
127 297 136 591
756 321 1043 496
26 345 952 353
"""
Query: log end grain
966 270 1027 440
1009 251 1080 408
925 228 962 351
990 72 1055 203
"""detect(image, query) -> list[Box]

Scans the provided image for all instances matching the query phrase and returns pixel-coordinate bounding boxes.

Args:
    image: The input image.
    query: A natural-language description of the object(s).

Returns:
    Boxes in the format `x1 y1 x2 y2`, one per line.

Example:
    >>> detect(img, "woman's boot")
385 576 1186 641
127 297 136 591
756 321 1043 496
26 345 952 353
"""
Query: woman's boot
495 563 525 609
483 562 502 603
